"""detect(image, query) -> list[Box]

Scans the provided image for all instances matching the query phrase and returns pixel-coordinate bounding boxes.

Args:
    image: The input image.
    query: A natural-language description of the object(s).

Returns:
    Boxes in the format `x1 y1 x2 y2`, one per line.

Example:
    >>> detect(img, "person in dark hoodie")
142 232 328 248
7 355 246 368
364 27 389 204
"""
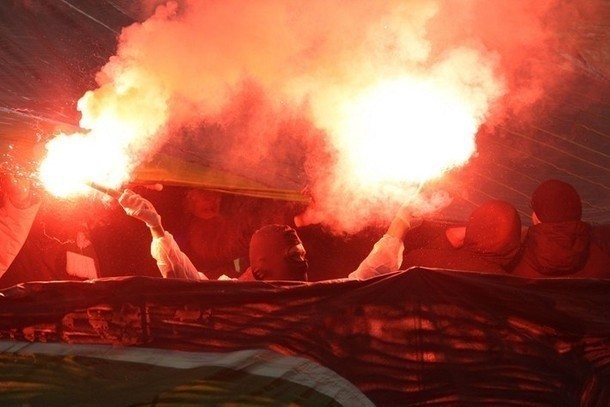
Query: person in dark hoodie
350 199 522 278
119 188 444 282
512 179 610 279
120 187 519 281
118 189 309 282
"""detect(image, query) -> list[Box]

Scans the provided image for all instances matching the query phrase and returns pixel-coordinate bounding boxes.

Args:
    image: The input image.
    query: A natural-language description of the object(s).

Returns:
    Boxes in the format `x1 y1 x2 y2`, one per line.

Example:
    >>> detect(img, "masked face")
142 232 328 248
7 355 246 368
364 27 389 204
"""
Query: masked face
248 225 308 281
283 243 308 280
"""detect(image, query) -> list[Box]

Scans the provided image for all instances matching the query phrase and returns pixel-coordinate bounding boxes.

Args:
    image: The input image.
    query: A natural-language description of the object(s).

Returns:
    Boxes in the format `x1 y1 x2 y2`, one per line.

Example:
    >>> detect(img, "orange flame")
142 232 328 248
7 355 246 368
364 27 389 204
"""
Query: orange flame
38 68 169 198
38 131 130 198
334 76 478 187
303 47 504 232
37 0 506 234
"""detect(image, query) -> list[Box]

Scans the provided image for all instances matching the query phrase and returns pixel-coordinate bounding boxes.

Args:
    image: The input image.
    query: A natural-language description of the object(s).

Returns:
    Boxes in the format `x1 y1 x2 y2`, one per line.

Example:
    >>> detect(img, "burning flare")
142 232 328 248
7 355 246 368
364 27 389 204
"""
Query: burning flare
39 131 129 198
37 0 514 234
334 76 478 186
38 64 169 198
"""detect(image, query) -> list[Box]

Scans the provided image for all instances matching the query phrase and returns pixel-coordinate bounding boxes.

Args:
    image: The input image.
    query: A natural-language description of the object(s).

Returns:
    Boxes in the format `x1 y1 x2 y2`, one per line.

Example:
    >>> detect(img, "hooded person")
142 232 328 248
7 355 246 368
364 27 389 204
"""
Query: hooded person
512 179 610 278
239 224 308 281
349 199 522 279
119 189 308 281
405 200 522 274
459 200 523 269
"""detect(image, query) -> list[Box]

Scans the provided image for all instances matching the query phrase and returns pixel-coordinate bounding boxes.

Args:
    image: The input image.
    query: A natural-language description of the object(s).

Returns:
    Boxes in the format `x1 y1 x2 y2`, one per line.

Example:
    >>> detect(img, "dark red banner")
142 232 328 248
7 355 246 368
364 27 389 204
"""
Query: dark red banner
1 269 609 406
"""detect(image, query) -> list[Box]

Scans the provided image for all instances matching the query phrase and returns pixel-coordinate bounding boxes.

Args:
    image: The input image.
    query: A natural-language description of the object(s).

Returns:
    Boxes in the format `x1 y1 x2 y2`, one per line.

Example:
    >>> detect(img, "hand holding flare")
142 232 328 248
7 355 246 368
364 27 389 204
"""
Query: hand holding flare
117 189 165 238
85 181 122 198
86 182 165 237
387 189 453 240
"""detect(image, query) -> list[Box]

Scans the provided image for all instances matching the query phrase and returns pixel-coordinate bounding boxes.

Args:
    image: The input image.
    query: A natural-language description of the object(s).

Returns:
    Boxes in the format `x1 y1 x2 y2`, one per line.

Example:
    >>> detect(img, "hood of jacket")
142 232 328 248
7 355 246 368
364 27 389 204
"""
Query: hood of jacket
522 221 591 276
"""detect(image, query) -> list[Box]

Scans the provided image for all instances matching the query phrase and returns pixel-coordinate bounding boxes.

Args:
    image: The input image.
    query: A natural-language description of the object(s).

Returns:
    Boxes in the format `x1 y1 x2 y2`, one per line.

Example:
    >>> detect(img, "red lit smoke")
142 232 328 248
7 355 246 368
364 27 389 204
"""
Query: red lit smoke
76 0 603 233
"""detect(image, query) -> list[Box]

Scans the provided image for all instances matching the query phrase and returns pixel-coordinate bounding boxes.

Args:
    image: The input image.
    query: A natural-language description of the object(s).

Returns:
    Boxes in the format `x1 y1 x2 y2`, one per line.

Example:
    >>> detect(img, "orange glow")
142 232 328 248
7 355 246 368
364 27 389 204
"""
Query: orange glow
38 68 169 198
38 131 130 198
335 76 477 186
36 0 509 233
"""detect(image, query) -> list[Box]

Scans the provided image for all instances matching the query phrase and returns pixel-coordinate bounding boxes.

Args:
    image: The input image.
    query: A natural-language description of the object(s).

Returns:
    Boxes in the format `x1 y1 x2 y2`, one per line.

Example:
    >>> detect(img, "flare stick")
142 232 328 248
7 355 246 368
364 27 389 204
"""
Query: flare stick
86 181 122 199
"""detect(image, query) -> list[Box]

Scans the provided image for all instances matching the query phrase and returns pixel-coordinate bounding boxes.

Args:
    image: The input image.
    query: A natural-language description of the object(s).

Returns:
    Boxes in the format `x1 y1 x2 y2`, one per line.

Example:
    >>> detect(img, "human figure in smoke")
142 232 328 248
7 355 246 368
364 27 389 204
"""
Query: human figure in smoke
349 198 523 279
0 140 47 281
118 188 454 281
182 189 242 277
0 144 109 288
0 185 123 289
159 188 299 280
0 144 145 288
119 188 310 281
512 179 610 278
152 188 247 279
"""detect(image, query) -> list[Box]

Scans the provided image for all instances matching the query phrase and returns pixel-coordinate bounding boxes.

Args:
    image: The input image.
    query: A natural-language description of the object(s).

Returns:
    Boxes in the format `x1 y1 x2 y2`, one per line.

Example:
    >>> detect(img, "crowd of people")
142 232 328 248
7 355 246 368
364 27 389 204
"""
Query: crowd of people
1 174 609 287
116 177 610 282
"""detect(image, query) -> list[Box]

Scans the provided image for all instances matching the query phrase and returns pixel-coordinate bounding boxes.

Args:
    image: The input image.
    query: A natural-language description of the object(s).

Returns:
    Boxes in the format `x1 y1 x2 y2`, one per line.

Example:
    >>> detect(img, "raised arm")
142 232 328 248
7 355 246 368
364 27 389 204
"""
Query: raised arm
349 190 451 280
348 204 421 280
118 189 206 280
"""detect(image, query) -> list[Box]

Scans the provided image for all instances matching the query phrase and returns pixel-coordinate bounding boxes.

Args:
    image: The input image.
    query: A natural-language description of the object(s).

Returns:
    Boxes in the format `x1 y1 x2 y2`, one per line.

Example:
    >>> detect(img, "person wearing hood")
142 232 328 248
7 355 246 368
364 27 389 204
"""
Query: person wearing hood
349 199 522 279
119 188 422 283
120 188 519 282
118 189 309 282
512 179 610 279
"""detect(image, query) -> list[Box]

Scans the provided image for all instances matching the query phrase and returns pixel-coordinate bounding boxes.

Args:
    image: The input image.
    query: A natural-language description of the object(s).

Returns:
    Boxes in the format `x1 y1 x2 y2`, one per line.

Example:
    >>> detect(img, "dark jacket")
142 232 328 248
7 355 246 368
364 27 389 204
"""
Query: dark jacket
403 246 511 274
402 228 518 274
402 200 522 274
512 221 610 279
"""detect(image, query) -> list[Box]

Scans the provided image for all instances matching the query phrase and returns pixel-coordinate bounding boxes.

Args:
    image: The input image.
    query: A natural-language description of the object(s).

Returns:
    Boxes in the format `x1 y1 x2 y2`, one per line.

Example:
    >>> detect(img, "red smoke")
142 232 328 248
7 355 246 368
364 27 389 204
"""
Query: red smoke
41 0 604 232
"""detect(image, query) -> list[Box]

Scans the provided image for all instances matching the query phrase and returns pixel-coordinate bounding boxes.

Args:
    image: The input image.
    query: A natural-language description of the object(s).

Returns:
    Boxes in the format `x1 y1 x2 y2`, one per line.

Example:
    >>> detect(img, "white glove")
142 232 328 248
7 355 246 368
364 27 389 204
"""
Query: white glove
395 190 453 228
118 189 162 228
396 202 423 229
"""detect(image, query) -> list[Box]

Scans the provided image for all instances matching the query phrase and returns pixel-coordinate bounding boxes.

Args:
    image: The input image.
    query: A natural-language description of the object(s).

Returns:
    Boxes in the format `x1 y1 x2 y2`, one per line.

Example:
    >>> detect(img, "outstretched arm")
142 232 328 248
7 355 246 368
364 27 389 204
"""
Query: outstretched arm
348 206 421 280
118 189 206 280
349 190 451 280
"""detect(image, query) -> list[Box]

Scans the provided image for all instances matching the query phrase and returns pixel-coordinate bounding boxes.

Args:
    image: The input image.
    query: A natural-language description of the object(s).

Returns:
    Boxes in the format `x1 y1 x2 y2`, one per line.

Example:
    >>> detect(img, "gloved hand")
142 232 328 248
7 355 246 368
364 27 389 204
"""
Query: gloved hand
118 189 162 228
395 201 423 229
395 190 453 228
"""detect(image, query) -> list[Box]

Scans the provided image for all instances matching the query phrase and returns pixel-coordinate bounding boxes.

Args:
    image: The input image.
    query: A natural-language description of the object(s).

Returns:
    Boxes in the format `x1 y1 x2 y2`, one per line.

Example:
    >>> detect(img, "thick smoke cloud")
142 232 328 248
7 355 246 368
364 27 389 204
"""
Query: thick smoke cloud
80 0 602 233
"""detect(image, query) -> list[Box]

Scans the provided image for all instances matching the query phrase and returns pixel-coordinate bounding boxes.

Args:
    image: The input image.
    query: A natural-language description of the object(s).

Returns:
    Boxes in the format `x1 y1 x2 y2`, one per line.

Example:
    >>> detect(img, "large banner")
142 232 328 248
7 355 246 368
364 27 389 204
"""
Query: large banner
1 269 609 406
0 342 372 406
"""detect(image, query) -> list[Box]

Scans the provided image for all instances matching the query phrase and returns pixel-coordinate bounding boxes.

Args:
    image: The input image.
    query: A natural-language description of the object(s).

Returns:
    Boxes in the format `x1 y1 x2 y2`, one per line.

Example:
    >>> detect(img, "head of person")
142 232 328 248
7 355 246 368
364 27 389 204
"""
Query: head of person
462 200 522 266
241 224 308 281
530 179 582 224
184 189 222 220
